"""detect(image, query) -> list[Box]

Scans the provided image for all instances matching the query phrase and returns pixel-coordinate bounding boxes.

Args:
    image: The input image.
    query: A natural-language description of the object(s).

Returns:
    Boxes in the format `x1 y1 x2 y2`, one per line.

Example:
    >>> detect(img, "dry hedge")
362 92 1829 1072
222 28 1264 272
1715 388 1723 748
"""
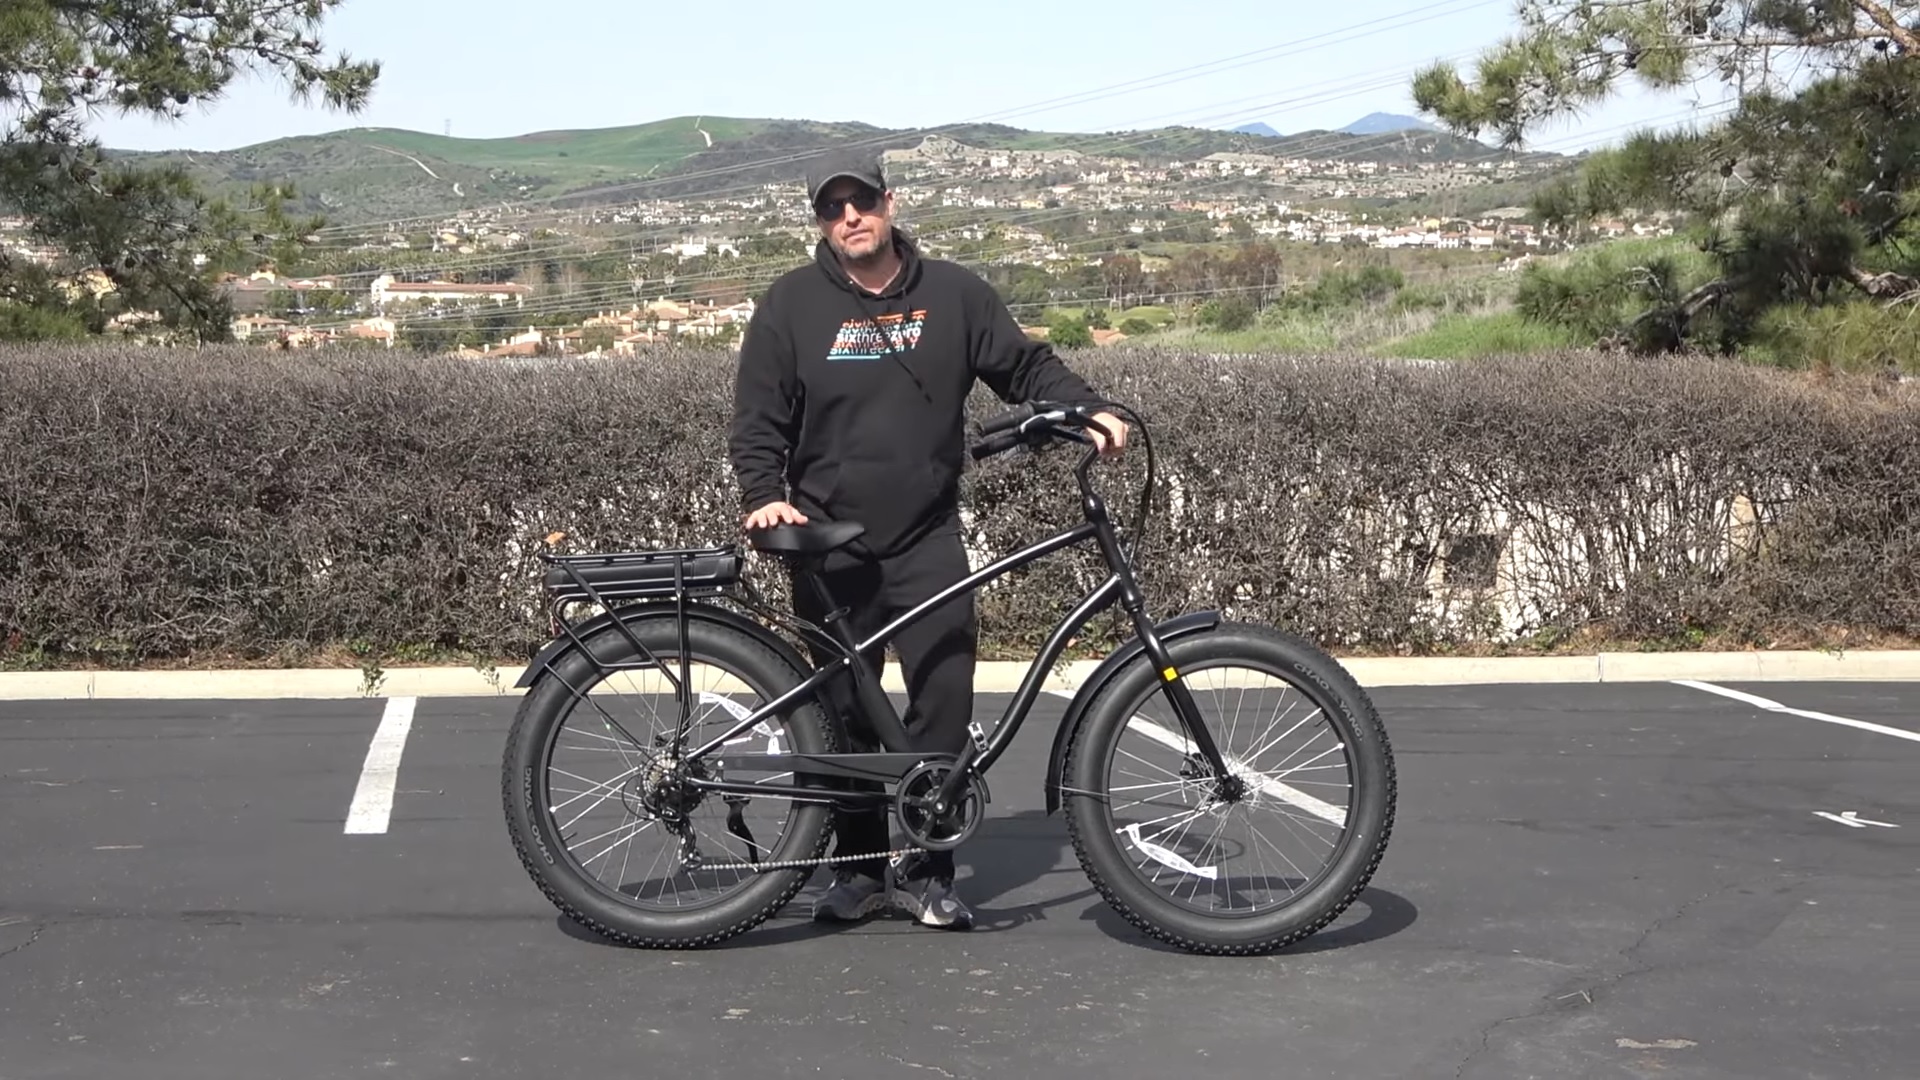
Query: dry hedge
3 342 1917 669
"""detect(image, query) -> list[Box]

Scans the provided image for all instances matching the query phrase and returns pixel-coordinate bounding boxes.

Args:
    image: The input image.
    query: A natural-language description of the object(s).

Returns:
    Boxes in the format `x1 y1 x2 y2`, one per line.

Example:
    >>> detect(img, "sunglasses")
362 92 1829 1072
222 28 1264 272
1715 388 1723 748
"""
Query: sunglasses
814 188 883 220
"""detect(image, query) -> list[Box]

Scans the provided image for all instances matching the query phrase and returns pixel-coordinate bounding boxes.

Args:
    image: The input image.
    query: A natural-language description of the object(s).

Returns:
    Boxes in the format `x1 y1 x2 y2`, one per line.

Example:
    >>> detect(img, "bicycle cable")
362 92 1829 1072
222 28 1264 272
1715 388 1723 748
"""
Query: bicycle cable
1076 399 1156 560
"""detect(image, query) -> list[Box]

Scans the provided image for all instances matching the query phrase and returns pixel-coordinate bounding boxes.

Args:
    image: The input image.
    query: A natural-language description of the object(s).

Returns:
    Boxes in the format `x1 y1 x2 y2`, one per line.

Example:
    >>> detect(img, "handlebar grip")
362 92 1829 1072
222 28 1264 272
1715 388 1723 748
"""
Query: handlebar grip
977 402 1037 437
970 431 1022 460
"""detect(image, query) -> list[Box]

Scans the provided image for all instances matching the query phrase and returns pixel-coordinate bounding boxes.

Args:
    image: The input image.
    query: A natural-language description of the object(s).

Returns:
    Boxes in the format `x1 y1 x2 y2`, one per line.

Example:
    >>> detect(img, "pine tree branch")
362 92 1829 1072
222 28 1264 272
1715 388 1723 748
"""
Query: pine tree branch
1848 0 1920 53
1598 277 1730 351
1846 265 1920 299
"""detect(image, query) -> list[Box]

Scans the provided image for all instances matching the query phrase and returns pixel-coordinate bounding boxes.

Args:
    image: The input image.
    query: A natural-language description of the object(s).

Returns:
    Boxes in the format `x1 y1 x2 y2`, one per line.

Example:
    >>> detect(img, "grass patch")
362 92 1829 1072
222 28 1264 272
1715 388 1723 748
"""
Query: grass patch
1373 310 1579 359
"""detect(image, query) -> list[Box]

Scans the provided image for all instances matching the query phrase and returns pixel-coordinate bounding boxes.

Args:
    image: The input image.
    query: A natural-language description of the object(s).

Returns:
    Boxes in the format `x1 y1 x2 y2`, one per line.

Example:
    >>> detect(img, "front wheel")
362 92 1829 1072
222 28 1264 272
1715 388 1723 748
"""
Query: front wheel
1062 621 1396 955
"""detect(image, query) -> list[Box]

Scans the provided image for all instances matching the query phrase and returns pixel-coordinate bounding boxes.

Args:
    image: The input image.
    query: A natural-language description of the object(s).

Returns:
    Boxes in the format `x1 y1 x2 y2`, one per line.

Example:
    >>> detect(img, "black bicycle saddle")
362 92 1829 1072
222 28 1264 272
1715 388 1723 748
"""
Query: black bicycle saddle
748 519 865 556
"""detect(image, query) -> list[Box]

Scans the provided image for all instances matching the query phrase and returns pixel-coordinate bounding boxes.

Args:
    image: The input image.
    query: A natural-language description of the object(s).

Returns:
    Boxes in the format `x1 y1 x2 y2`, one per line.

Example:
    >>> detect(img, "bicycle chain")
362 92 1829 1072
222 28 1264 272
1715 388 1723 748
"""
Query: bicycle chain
690 847 923 874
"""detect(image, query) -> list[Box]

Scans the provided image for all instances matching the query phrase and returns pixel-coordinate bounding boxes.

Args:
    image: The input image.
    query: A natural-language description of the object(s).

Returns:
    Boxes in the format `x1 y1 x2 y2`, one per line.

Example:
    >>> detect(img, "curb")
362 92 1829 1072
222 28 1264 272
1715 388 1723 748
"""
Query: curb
2 650 1917 700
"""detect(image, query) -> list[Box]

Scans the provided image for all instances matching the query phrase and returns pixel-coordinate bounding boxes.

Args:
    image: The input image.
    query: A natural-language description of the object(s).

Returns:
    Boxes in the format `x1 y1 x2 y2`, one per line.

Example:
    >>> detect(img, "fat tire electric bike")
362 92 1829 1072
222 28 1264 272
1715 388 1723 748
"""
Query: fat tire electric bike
501 399 1397 955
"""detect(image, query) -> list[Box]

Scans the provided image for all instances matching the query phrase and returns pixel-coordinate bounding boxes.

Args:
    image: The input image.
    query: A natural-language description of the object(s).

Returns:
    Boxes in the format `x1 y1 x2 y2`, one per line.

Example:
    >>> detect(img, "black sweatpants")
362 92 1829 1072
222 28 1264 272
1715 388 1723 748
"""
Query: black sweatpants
789 526 976 881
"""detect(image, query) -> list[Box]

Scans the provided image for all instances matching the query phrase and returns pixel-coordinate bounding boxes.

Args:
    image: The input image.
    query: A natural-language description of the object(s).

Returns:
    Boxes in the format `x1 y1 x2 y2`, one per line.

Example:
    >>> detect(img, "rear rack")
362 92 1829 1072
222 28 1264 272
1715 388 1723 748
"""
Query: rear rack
533 537 747 717
538 543 743 605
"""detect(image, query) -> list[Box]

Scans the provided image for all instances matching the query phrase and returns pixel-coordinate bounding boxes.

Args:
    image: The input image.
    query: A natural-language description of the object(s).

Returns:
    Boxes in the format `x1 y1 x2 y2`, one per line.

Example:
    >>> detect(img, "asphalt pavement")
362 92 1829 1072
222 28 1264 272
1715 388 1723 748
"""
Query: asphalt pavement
3 680 1917 1079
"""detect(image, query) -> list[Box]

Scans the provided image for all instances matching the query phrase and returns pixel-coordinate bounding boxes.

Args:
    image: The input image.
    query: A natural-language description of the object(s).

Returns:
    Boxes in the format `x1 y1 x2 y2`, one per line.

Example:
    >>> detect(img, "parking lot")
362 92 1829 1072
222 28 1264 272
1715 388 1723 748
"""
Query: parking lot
3 678 1916 1078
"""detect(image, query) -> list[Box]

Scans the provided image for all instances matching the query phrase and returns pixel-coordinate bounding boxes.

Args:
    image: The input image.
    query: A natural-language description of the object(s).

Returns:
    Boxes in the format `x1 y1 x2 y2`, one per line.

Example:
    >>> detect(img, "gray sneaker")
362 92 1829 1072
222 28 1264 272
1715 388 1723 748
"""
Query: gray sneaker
811 868 888 922
890 875 974 930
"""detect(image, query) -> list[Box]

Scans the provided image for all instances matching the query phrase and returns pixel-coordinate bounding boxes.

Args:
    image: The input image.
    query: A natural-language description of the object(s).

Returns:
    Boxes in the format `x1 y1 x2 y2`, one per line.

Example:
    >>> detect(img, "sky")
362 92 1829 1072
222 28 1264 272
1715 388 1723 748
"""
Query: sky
81 0 1739 156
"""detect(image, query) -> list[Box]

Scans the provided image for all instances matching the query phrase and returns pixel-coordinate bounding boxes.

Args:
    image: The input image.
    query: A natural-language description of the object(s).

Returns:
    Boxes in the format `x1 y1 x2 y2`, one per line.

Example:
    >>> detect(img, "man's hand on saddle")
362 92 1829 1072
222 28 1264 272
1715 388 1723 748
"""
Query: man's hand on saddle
744 500 809 531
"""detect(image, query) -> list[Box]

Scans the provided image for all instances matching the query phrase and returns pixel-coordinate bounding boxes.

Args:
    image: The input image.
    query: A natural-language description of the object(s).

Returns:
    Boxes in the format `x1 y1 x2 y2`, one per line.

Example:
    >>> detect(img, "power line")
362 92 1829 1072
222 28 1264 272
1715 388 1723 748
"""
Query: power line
308 0 1507 238
286 100 1732 336
298 53 1491 274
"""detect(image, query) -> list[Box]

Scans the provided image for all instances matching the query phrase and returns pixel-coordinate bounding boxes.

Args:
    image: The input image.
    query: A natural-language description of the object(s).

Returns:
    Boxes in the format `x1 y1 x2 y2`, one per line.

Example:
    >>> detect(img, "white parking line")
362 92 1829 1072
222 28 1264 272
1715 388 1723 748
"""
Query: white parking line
1673 680 1920 745
344 697 417 834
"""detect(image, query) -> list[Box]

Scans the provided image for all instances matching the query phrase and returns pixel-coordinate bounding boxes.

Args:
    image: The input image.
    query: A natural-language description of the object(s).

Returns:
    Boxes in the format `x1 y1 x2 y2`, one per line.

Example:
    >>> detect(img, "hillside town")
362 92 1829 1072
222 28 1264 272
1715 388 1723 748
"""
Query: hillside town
2 133 1674 354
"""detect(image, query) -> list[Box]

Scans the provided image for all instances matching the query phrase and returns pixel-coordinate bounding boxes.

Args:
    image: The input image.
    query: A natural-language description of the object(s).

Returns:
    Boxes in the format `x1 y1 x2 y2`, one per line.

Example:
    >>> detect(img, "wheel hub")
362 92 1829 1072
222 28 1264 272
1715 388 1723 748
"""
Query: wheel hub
1178 751 1247 804
630 753 707 824
1213 772 1249 803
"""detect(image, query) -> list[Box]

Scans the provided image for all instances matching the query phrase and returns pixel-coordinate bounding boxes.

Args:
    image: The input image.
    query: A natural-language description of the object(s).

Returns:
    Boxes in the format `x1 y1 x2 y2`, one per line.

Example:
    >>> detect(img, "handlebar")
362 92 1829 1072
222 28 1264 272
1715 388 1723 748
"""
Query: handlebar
977 401 1039 437
969 430 1024 460
969 397 1157 554
968 400 1101 462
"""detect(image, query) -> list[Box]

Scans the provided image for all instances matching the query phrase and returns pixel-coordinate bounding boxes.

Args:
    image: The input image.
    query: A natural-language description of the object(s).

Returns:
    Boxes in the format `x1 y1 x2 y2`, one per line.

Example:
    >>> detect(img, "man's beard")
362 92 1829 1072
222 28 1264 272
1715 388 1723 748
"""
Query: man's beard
831 226 890 266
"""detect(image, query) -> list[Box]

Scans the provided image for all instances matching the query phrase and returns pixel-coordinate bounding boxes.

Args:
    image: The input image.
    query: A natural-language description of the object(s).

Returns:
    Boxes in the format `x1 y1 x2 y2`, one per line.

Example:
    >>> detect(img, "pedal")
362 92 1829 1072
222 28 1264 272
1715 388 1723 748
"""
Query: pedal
968 721 988 752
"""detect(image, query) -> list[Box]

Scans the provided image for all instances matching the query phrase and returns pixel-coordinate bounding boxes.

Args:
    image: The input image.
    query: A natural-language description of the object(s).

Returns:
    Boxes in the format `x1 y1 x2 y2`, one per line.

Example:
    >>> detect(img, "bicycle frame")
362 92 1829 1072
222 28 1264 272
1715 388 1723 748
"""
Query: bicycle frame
528 417 1234 820
683 440 1230 816
690 520 1117 803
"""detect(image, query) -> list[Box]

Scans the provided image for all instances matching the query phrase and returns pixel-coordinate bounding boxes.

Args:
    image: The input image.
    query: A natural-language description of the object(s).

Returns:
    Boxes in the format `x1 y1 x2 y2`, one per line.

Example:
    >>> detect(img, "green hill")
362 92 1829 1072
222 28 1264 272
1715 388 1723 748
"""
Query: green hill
106 116 806 225
102 114 1555 226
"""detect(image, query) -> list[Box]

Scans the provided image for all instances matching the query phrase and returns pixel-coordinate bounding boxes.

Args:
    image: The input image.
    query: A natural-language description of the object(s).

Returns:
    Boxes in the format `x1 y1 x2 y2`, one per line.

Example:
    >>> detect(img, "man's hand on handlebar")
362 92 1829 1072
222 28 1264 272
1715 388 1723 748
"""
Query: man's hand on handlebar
971 401 1134 462
743 500 808 531
1086 410 1128 458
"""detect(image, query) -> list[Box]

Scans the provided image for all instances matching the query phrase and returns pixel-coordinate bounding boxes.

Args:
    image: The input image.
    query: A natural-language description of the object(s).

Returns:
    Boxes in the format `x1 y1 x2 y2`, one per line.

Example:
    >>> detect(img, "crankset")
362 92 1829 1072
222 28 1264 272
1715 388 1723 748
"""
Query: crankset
893 761 987 852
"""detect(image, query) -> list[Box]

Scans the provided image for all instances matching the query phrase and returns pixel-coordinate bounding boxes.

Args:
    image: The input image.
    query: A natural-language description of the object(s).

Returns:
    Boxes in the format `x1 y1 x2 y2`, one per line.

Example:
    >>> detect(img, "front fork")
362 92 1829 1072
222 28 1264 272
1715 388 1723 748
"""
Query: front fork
925 498 1237 820
1121 605 1237 793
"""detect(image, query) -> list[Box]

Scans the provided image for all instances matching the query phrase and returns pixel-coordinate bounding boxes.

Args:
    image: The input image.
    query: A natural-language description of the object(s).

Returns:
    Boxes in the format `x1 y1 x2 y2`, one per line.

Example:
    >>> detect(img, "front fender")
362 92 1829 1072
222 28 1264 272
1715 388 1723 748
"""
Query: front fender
513 599 816 691
1043 609 1220 814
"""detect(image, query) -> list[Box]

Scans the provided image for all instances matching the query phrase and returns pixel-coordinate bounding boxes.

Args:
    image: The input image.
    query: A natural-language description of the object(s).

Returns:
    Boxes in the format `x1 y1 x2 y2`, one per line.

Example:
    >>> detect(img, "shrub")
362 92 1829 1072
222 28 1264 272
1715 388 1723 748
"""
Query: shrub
1195 297 1256 332
1513 236 1720 347
1281 265 1408 314
2 343 1917 669
1047 314 1092 348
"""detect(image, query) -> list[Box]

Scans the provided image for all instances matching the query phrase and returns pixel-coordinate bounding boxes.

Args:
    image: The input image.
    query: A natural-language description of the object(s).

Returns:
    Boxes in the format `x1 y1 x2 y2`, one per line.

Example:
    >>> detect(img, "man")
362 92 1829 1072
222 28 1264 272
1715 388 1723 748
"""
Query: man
727 147 1126 930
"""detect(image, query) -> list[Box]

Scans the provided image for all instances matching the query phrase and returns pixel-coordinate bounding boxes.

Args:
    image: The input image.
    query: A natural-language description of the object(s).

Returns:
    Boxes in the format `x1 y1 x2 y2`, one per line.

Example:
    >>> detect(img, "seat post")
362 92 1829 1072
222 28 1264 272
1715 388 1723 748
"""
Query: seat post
789 556 913 754
795 562 857 652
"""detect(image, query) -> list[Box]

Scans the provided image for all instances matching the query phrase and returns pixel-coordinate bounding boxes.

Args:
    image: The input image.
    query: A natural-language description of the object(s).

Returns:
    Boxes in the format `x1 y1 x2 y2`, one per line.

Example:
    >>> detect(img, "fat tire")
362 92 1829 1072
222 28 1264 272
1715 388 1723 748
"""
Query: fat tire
501 614 838 948
1062 621 1396 956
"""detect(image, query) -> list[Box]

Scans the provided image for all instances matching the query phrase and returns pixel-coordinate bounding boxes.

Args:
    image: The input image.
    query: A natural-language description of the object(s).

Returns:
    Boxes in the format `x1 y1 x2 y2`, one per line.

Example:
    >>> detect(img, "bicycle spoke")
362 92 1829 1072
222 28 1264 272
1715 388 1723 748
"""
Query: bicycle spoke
1099 662 1358 915
543 658 811 912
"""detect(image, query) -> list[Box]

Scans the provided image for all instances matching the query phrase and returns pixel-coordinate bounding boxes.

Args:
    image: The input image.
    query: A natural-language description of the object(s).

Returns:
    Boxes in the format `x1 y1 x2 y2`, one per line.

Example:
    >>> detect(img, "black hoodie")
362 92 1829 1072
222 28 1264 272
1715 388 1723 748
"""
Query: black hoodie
728 229 1100 565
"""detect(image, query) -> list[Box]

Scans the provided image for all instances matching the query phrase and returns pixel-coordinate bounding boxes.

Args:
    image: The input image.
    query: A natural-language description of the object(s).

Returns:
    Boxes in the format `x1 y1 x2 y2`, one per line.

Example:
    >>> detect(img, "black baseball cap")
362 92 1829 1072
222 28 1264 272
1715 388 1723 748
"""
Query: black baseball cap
806 148 887 204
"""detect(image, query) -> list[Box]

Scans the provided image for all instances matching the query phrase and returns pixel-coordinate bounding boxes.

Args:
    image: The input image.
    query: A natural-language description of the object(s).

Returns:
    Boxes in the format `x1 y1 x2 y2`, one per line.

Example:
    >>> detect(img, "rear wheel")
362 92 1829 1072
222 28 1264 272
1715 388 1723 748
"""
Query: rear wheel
1062 621 1395 955
502 613 838 948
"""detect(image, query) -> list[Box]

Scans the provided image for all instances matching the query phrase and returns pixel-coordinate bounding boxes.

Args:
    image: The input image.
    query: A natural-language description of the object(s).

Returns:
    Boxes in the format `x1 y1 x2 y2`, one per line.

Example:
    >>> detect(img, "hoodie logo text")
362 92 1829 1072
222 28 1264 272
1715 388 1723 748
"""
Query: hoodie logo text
827 310 926 361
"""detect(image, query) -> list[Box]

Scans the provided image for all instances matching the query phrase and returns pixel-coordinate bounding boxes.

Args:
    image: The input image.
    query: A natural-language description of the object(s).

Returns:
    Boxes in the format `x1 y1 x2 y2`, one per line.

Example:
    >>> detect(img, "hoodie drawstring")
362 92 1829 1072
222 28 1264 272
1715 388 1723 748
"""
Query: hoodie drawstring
850 291 931 403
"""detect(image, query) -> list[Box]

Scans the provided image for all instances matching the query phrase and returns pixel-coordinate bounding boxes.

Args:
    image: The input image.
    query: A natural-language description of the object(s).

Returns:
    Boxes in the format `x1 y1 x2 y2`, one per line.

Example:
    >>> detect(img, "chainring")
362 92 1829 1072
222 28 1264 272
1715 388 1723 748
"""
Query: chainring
893 760 986 851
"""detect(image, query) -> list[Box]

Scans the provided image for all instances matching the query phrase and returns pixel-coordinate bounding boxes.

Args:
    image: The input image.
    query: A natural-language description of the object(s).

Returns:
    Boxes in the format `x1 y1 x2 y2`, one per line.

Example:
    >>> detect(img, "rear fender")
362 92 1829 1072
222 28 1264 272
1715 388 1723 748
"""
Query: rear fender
513 600 819 696
1043 610 1220 814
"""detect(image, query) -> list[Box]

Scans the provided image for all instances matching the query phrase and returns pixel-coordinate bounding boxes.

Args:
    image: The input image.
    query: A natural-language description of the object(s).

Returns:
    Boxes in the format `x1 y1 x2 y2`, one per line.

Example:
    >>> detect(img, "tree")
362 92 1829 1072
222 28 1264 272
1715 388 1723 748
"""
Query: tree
1196 296 1256 332
1100 252 1145 306
1047 313 1092 348
1410 0 1920 354
1 1 379 341
1222 241 1283 308
1412 1 1917 146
